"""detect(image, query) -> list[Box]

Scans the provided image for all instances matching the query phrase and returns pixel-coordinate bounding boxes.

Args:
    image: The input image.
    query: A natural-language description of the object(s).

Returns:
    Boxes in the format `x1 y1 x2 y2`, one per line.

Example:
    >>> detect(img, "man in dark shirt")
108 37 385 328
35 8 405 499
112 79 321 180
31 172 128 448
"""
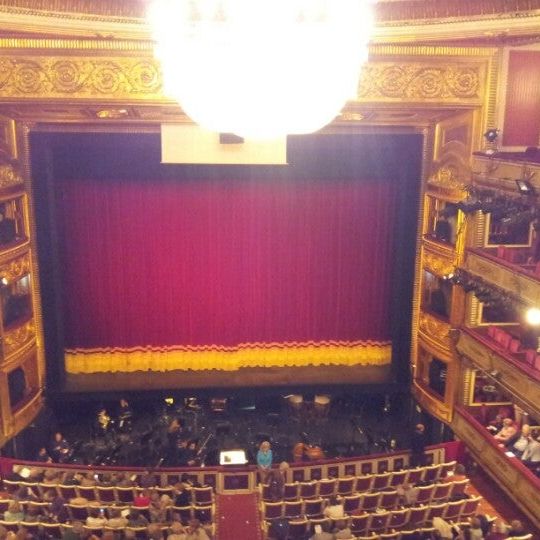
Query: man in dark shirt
410 423 426 467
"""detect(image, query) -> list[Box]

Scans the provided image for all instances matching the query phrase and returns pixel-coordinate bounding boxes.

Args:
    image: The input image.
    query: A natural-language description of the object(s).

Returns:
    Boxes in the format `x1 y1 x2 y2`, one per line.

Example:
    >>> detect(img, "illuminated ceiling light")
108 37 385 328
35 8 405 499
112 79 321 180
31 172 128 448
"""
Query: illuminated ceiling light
148 0 375 139
525 307 540 326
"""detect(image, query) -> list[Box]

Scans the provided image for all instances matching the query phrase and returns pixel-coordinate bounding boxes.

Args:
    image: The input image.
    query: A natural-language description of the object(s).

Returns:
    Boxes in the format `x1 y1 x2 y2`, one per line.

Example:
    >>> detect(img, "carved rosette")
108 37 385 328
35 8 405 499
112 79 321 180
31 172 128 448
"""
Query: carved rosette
0 57 162 99
3 320 35 357
0 254 31 283
358 64 481 101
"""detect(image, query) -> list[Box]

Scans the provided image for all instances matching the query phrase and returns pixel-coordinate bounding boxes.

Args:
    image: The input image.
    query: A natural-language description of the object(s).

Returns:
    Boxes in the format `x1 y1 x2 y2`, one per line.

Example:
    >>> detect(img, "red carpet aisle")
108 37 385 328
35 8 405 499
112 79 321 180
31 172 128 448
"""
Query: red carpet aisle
216 493 263 540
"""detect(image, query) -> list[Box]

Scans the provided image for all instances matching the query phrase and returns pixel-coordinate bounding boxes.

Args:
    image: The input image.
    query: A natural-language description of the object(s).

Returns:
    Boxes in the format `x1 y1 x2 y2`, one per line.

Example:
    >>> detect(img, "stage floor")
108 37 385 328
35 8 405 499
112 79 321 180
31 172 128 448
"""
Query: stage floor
63 363 393 394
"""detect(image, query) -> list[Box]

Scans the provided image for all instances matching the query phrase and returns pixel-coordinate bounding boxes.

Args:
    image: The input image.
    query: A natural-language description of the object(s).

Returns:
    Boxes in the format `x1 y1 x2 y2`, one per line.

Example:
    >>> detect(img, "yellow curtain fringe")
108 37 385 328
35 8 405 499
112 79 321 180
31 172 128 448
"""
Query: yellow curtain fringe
64 342 392 373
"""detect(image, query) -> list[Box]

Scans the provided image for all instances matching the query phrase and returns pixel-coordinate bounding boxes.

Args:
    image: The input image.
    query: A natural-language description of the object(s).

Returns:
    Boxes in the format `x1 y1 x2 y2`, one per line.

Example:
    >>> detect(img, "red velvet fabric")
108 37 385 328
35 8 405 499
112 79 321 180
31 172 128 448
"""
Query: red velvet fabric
57 177 396 349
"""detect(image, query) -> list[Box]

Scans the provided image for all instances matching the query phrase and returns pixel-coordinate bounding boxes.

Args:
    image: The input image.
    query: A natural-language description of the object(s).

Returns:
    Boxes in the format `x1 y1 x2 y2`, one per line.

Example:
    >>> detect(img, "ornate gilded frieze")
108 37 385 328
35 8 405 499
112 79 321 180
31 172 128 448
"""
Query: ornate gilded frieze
0 253 30 283
357 63 482 103
457 330 540 418
418 311 452 351
3 320 35 359
0 57 162 100
422 248 456 276
465 250 540 305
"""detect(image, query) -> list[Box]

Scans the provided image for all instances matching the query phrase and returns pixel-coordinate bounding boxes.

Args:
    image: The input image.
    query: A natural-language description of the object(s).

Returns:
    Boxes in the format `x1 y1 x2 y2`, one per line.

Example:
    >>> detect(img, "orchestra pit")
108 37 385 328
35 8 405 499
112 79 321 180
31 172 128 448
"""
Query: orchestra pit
1 1 540 539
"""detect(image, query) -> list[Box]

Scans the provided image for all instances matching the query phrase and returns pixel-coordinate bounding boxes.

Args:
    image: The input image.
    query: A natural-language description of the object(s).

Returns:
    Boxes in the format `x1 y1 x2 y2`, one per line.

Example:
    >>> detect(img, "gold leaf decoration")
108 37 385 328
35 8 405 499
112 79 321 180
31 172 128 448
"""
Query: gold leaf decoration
358 64 481 101
0 57 162 99
0 163 23 188
3 320 35 357
0 254 31 282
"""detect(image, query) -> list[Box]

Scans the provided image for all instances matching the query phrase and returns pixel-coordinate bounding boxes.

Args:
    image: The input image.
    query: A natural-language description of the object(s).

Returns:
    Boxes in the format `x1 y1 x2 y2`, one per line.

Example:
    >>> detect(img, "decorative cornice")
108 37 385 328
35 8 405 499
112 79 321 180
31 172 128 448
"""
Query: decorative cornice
0 253 30 282
3 319 35 358
0 57 162 99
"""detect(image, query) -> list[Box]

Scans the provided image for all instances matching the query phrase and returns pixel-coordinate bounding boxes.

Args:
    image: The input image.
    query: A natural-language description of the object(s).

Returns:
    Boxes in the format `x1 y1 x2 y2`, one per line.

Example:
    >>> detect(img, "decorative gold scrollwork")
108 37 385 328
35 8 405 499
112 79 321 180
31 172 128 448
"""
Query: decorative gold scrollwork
3 320 35 357
0 254 31 283
0 163 24 188
358 64 481 101
0 57 162 99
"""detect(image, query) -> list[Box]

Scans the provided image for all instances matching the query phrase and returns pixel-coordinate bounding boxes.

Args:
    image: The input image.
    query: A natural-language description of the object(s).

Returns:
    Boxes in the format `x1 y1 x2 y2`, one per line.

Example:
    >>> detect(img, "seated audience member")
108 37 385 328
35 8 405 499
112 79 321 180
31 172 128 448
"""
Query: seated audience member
116 472 135 487
433 517 454 539
511 424 530 456
127 509 149 528
173 483 191 507
43 489 68 523
507 520 526 538
149 491 169 523
86 508 107 528
62 520 85 540
79 472 97 487
35 447 52 463
310 522 333 540
397 482 419 506
447 463 467 482
486 413 506 434
493 418 517 444
51 432 72 463
4 501 24 522
167 522 186 540
521 432 540 468
23 506 42 523
147 523 165 540
469 517 484 540
140 469 157 489
485 520 509 540
323 496 345 520
333 520 353 539
106 508 128 529
134 488 152 507
184 519 209 540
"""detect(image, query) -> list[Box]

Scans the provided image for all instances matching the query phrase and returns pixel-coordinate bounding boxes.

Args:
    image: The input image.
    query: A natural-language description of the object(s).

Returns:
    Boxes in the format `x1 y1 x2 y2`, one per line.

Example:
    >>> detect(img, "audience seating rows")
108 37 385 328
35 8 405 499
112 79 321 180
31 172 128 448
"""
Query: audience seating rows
261 461 458 502
262 496 481 535
486 325 540 372
1 481 214 506
261 479 469 520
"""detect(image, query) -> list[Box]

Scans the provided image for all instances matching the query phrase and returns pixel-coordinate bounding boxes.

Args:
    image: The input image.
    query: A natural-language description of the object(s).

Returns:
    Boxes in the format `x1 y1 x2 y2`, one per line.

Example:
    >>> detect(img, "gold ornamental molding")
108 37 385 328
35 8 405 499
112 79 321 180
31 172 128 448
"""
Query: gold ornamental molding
357 63 482 103
0 253 30 283
418 311 452 352
465 250 540 305
412 381 452 422
422 247 455 277
3 319 35 359
0 45 496 104
0 162 23 188
457 330 540 418
0 57 162 100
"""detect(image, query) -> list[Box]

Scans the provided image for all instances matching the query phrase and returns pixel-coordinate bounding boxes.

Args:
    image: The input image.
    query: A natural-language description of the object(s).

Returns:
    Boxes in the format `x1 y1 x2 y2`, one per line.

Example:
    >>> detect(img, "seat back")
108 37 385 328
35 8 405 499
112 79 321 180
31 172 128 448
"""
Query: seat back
299 481 317 499
283 483 300 501
439 461 456 478
262 501 283 520
336 477 355 496
459 496 481 519
192 486 213 505
388 508 409 530
354 474 373 493
389 469 407 487
422 464 440 483
406 468 424 485
193 504 213 523
287 518 309 540
317 478 336 498
407 505 428 528
343 494 362 514
361 491 380 512
303 497 324 518
379 490 399 510
283 500 303 519
415 484 434 505
350 514 370 536
368 511 390 533
372 472 391 491
431 481 453 503
450 478 469 499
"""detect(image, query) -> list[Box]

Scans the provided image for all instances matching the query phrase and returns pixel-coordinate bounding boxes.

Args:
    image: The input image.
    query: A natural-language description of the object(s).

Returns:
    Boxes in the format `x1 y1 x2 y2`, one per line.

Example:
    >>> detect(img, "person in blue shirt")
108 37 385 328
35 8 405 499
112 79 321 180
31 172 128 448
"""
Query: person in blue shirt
257 440 273 484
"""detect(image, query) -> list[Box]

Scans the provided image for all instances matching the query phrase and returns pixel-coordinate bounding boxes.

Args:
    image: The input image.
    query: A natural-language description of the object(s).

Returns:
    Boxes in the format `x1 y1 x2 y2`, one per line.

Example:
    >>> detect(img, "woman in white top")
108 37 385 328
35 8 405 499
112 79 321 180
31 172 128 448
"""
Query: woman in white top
323 496 345 519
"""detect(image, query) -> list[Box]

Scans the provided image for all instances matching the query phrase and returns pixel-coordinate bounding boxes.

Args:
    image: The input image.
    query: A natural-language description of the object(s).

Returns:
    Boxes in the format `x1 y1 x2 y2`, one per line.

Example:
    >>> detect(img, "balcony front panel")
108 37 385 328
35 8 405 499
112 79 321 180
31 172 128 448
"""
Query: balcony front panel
456 329 540 418
452 406 540 529
465 250 540 305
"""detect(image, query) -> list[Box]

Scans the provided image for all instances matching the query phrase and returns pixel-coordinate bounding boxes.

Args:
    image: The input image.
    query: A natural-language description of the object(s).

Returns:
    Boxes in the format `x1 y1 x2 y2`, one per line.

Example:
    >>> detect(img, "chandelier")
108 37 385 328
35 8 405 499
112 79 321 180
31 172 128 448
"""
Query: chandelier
149 0 375 140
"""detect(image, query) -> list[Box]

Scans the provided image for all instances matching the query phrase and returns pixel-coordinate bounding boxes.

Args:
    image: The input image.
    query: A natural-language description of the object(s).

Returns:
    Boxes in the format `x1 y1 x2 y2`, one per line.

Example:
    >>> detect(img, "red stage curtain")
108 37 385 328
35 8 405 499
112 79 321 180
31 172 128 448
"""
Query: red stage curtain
57 177 396 370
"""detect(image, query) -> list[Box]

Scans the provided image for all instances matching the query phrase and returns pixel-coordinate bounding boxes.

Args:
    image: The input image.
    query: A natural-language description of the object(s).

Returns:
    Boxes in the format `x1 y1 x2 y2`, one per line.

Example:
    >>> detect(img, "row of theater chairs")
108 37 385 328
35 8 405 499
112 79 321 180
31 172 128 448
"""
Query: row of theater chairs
262 462 458 502
0 520 216 540
1 481 214 506
262 497 482 537
0 500 214 526
263 499 482 539
261 479 468 518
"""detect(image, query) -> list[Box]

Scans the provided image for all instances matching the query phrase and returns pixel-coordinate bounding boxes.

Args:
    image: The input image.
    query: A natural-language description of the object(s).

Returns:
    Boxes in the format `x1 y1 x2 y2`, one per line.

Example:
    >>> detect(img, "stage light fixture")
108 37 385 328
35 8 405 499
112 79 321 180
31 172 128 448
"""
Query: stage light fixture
525 307 540 326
